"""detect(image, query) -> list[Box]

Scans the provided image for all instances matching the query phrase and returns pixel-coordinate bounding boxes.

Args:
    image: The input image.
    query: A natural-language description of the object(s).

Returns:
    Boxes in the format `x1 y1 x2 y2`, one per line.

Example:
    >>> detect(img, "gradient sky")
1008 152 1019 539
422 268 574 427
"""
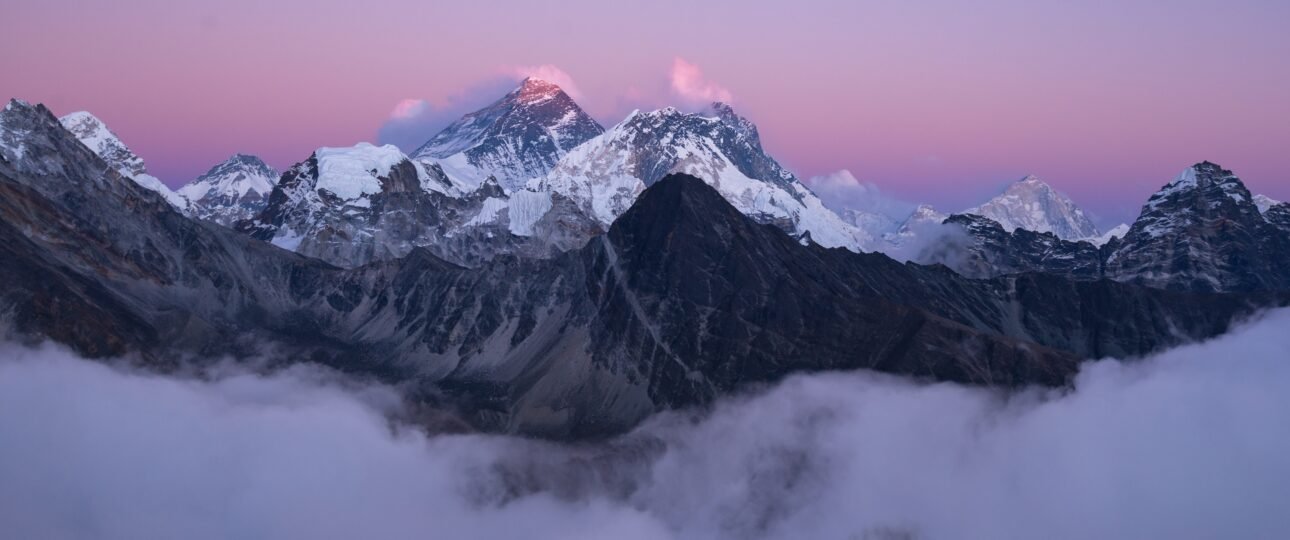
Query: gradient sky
3 0 1288 226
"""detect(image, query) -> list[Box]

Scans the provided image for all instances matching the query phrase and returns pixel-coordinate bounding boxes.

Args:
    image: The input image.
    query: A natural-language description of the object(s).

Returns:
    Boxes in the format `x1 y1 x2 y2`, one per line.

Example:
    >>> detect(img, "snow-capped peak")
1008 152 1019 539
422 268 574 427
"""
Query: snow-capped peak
964 174 1099 240
531 103 871 250
411 78 605 192
512 77 563 105
178 154 278 201
1144 162 1250 213
59 111 148 177
1254 194 1282 215
315 143 416 201
176 154 280 227
1088 223 1130 247
58 110 187 210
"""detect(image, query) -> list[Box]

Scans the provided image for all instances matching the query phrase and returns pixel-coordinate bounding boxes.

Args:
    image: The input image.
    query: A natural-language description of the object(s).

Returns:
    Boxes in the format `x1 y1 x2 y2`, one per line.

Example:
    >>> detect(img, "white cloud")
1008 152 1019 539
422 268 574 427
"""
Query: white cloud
507 64 583 99
807 169 916 220
670 57 733 106
388 98 428 120
3 309 1290 538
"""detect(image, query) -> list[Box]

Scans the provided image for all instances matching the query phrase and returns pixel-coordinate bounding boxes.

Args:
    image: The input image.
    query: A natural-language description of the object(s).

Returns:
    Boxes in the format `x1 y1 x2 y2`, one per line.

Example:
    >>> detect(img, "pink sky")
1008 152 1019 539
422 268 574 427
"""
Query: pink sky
3 0 1287 225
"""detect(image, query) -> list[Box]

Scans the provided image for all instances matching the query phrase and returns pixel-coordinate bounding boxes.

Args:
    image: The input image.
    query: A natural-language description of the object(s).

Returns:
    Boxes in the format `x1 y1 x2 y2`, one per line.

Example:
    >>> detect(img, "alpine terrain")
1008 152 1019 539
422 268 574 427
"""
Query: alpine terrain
178 153 279 227
412 77 605 192
2 99 1287 438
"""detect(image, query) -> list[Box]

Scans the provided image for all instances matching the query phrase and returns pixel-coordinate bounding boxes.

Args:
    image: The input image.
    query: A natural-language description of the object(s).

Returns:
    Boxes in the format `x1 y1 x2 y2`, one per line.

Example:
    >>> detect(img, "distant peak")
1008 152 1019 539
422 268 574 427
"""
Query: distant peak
4 98 32 111
513 77 564 103
59 111 107 129
708 101 735 114
1017 174 1043 184
226 153 271 167
913 204 941 214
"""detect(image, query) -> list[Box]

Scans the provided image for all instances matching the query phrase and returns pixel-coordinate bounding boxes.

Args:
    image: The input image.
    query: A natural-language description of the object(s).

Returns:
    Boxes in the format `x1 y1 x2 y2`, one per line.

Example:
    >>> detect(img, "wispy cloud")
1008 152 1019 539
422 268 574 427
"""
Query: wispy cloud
388 99 429 121
374 78 517 153
670 57 733 106
806 169 916 219
505 64 583 99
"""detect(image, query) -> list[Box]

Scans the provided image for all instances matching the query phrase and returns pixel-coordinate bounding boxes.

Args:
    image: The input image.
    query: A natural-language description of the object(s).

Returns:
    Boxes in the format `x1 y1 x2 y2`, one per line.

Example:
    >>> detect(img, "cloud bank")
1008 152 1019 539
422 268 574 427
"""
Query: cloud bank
375 77 522 153
807 169 917 220
3 309 1290 539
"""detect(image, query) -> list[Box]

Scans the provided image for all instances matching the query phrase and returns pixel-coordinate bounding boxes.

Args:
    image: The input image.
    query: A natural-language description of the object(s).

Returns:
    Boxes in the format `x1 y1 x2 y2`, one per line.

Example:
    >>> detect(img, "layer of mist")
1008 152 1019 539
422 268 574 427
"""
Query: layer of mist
2 309 1289 539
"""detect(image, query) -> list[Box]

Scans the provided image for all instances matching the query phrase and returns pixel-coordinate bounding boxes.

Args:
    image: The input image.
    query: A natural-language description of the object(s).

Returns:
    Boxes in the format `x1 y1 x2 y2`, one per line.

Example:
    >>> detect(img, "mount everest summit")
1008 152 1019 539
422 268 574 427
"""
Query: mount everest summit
412 77 605 192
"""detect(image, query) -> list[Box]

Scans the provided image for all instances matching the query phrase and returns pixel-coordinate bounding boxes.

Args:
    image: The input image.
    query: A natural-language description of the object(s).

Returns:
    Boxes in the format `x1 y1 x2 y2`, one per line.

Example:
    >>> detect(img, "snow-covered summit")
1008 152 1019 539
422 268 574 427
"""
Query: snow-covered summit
964 174 1099 240
315 143 412 200
1254 194 1282 215
58 111 187 209
179 154 277 200
1105 161 1283 292
59 111 148 177
178 154 280 227
1088 223 1129 247
412 77 604 192
531 103 871 250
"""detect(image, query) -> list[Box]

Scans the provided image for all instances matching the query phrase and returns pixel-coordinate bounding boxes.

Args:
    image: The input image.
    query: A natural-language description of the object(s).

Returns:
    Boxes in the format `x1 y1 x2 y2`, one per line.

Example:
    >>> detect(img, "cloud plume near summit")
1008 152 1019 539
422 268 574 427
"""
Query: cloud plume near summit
2 309 1289 539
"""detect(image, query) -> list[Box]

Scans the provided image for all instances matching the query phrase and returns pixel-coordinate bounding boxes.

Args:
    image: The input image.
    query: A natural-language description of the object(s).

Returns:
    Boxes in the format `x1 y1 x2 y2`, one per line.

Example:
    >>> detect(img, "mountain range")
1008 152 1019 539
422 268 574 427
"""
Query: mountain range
3 80 1290 438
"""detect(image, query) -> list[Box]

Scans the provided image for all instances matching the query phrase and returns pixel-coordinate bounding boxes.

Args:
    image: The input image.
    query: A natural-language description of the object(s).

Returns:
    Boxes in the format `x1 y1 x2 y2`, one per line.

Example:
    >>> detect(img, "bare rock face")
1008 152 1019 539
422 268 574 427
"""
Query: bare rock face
1265 202 1290 234
2 99 1286 440
937 214 1105 280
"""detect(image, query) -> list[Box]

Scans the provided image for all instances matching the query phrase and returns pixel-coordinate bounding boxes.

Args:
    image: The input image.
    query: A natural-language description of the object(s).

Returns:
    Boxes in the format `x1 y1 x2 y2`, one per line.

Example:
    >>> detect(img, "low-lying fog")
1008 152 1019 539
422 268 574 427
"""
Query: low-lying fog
2 309 1289 539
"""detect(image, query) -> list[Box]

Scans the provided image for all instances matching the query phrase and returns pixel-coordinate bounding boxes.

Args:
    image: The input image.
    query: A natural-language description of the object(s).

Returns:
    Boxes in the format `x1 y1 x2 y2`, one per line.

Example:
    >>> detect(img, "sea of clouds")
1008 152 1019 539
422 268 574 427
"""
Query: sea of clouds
2 309 1289 539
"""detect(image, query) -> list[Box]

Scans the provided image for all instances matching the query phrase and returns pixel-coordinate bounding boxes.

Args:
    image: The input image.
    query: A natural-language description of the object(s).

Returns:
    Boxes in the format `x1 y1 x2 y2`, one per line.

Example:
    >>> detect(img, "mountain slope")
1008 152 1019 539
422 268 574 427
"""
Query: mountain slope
1254 194 1282 214
3 99 1285 439
240 143 598 267
531 103 871 250
412 78 604 191
57 110 188 209
932 163 1290 293
1105 162 1290 292
965 175 1100 240
178 154 279 227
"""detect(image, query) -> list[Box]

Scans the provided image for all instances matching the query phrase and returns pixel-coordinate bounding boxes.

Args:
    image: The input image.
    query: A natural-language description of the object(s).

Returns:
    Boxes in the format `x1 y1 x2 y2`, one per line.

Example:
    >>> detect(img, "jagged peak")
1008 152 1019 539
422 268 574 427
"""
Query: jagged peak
1254 194 1282 214
610 173 747 240
909 204 945 219
4 98 32 112
510 77 567 104
58 110 103 125
1149 162 1245 205
186 153 277 187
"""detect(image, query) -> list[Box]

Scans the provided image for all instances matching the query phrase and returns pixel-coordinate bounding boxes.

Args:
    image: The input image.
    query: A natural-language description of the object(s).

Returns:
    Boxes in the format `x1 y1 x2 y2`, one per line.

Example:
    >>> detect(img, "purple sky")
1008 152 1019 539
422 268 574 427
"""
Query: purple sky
3 0 1288 226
